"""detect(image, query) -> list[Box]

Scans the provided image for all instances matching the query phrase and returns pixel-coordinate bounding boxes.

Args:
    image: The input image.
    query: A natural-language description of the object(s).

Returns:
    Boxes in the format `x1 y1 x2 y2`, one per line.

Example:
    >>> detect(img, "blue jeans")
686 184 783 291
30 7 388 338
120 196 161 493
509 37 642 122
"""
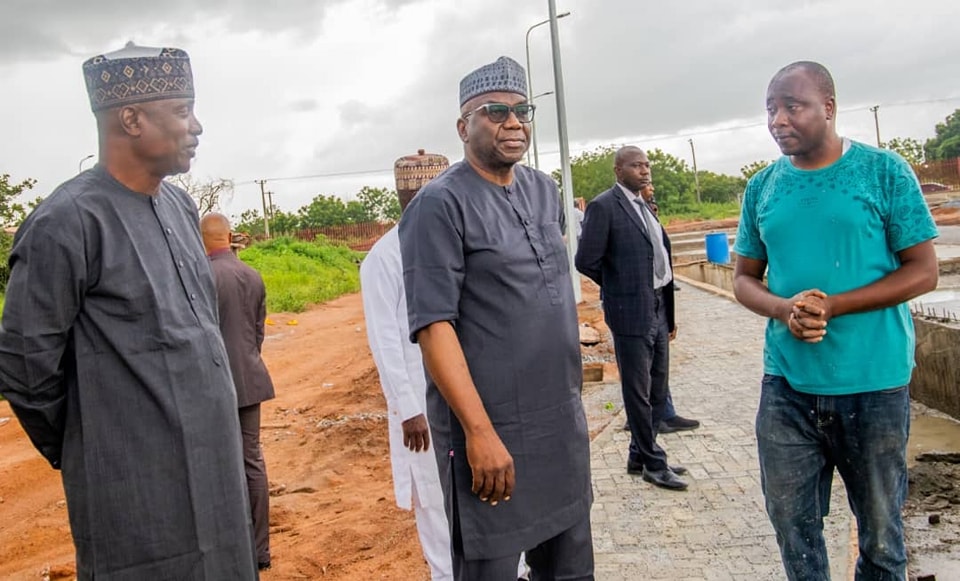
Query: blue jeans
663 392 677 421
756 374 909 581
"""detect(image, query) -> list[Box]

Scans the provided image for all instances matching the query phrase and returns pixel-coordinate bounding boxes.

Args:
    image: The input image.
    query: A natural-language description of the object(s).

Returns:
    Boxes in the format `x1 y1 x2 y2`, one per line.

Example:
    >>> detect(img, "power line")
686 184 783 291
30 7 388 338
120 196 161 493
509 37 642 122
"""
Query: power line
235 167 394 187
236 94 960 186
538 95 960 158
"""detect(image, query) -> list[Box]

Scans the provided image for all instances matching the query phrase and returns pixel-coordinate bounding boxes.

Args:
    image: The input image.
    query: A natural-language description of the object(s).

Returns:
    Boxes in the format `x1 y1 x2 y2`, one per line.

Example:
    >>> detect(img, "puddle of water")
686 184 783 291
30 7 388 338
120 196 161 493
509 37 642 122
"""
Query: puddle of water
908 413 960 467
905 410 960 580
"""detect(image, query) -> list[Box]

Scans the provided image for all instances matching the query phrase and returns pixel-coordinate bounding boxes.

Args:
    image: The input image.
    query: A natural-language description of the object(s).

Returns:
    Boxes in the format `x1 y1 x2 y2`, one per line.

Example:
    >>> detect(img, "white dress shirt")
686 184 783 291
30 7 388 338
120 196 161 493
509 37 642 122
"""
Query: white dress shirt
617 183 673 289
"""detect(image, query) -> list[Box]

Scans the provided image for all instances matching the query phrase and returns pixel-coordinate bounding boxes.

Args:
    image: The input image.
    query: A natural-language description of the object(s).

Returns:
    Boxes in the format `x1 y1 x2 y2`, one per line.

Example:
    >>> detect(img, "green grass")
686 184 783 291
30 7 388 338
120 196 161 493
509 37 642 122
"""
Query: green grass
661 201 742 225
0 238 361 318
239 237 362 313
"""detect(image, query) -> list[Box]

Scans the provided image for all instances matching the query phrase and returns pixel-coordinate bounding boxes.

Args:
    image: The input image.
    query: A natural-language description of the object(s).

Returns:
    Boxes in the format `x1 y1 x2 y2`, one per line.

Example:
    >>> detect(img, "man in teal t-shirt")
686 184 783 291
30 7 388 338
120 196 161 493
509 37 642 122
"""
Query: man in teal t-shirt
733 61 938 581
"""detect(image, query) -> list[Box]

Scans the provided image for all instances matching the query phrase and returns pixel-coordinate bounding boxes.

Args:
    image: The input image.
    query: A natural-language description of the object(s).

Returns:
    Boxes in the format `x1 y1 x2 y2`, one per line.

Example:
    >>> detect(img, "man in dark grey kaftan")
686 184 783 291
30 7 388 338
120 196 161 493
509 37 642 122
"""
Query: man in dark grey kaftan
0 44 257 580
400 56 594 579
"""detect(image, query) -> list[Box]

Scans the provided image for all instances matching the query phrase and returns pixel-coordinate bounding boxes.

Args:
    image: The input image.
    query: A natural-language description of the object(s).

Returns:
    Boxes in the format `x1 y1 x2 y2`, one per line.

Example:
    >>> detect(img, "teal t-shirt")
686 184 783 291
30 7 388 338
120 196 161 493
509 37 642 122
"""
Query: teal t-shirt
733 140 938 395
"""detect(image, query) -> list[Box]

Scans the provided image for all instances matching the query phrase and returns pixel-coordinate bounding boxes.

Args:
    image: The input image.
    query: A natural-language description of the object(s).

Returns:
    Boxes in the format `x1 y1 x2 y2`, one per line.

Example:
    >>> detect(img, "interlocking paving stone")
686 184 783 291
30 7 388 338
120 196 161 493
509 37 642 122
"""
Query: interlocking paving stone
589 282 852 580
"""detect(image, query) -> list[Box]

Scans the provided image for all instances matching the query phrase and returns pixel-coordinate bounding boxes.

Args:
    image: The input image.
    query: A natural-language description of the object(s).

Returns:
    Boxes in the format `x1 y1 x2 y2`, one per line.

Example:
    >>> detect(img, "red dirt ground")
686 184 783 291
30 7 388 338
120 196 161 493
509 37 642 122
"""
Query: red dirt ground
2 206 954 579
0 284 608 581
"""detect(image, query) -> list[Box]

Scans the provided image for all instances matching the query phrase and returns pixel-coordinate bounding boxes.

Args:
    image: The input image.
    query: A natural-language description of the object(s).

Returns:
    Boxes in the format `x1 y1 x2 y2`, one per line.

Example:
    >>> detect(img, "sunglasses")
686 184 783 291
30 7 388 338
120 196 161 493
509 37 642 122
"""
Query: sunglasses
462 102 536 124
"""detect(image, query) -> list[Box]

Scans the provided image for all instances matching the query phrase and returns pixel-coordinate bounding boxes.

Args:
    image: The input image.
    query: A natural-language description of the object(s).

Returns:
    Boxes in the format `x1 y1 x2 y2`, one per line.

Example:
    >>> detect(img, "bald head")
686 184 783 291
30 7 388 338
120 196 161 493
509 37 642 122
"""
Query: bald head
613 146 651 194
614 146 645 168
770 61 835 99
200 212 232 255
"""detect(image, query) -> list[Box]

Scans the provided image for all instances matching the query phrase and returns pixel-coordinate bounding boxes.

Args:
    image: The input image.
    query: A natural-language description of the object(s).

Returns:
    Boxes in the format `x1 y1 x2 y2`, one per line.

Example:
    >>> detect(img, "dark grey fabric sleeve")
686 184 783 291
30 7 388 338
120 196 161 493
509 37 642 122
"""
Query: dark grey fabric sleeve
0 201 87 468
399 190 465 343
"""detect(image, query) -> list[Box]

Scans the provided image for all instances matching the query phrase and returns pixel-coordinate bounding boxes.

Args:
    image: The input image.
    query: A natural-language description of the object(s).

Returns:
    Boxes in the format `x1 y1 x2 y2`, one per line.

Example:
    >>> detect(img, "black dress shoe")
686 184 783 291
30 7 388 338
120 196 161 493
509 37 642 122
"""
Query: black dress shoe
258 561 271 571
659 416 701 433
642 467 688 490
628 461 687 476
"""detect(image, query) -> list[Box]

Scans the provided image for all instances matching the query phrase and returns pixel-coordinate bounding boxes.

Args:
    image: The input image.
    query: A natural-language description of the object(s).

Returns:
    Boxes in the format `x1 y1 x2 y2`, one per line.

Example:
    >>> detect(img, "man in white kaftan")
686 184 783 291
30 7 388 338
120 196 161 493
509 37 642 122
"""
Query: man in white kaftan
361 225 453 580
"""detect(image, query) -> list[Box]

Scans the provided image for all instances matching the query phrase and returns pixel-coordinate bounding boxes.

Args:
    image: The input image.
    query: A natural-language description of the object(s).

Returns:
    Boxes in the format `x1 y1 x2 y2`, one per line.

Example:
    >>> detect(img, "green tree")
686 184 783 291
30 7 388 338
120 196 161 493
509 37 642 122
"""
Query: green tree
269 209 300 235
883 137 925 165
0 174 41 291
740 160 773 180
697 171 744 204
233 209 266 236
298 194 352 228
356 186 401 222
552 146 616 203
647 149 695 212
344 200 372 224
0 174 40 227
924 109 960 160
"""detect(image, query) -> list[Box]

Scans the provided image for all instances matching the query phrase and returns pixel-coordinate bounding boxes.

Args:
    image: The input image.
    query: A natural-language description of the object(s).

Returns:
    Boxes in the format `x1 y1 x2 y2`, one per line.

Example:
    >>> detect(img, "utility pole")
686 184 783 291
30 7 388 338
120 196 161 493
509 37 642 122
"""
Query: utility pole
256 180 271 238
870 105 881 147
266 191 275 219
688 138 702 204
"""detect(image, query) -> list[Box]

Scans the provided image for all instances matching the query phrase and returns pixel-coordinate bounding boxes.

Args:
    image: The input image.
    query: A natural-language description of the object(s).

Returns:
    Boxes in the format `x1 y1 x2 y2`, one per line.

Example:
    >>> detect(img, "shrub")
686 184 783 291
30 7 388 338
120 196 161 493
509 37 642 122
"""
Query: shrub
239 237 362 313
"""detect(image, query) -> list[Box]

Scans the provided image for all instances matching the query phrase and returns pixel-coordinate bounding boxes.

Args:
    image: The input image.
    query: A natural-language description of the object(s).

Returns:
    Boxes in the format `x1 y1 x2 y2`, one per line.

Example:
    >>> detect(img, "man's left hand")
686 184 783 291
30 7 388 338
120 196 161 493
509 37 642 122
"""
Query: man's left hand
793 290 833 324
402 414 430 452
669 326 678 341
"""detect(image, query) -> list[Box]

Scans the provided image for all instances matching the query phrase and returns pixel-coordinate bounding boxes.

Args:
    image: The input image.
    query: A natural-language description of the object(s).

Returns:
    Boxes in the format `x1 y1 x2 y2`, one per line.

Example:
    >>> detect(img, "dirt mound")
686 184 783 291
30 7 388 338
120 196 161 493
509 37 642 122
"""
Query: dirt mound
908 460 960 507
905 458 960 580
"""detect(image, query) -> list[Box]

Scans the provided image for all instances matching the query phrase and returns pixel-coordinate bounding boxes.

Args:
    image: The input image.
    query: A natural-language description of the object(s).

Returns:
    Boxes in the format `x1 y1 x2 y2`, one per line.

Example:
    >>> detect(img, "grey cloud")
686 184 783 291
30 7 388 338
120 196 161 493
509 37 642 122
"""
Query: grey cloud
308 1 553 171
288 98 320 113
0 0 422 64
337 100 392 126
305 0 960 180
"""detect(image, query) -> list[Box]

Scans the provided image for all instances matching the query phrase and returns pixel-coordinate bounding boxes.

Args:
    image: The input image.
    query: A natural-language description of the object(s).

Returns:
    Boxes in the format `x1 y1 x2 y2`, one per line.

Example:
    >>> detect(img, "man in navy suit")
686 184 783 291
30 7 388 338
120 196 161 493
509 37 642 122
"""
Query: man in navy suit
575 146 687 491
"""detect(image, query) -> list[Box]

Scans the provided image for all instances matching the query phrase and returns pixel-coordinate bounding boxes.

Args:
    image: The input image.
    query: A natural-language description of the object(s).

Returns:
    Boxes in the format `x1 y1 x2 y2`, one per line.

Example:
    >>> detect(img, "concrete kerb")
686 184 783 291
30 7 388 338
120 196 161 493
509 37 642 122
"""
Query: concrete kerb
673 272 736 302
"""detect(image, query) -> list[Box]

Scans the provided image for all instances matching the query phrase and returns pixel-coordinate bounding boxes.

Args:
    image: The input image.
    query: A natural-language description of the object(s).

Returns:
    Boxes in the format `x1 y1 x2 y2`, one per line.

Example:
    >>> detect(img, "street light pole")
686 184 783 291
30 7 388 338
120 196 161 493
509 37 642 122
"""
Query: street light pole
688 138 701 204
526 91 555 166
547 0 581 302
525 11 570 170
78 154 94 174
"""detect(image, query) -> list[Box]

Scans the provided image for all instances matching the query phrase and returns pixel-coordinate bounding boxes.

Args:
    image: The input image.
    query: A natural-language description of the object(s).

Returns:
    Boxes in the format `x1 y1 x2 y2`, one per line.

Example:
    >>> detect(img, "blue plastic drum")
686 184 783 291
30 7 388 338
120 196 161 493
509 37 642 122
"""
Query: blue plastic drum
705 232 731 264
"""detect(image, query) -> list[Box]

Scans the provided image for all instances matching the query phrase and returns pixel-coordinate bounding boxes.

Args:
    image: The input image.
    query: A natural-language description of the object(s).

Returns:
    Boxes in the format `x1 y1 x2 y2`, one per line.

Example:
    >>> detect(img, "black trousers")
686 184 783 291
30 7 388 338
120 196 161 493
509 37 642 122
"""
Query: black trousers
452 512 594 581
613 290 670 472
239 404 270 564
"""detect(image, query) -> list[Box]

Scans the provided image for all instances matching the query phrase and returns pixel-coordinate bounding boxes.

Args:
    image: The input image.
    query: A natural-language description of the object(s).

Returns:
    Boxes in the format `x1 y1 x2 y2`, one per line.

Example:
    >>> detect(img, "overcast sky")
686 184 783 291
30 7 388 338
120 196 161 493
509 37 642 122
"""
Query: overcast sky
2 0 958 217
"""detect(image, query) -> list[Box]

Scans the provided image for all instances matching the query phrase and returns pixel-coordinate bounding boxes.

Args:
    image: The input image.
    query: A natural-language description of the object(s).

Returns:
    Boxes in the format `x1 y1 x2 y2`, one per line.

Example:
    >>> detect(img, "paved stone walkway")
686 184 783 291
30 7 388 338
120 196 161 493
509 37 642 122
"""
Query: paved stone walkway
589 281 853 580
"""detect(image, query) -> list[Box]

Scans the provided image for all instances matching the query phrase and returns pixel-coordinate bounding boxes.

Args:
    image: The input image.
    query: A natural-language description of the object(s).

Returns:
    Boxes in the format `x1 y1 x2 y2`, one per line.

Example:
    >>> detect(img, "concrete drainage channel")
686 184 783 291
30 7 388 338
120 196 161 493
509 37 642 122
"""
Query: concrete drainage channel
671 231 960 581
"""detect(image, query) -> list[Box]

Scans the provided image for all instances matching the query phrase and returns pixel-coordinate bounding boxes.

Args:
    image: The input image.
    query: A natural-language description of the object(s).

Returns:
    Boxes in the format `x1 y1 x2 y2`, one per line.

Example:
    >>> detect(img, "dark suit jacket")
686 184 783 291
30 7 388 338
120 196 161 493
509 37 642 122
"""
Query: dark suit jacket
209 250 276 407
575 184 675 337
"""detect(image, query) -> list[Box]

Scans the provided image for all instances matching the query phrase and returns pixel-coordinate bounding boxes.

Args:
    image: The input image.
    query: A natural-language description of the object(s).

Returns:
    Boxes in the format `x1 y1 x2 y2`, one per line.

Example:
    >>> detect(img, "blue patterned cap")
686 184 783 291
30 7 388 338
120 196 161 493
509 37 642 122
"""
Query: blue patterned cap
82 42 194 112
459 56 528 106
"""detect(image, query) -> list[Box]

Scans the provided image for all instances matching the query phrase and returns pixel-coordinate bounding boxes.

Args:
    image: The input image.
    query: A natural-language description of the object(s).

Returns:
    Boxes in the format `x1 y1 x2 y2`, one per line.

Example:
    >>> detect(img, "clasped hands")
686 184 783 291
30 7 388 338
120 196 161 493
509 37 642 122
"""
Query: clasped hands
785 289 833 343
